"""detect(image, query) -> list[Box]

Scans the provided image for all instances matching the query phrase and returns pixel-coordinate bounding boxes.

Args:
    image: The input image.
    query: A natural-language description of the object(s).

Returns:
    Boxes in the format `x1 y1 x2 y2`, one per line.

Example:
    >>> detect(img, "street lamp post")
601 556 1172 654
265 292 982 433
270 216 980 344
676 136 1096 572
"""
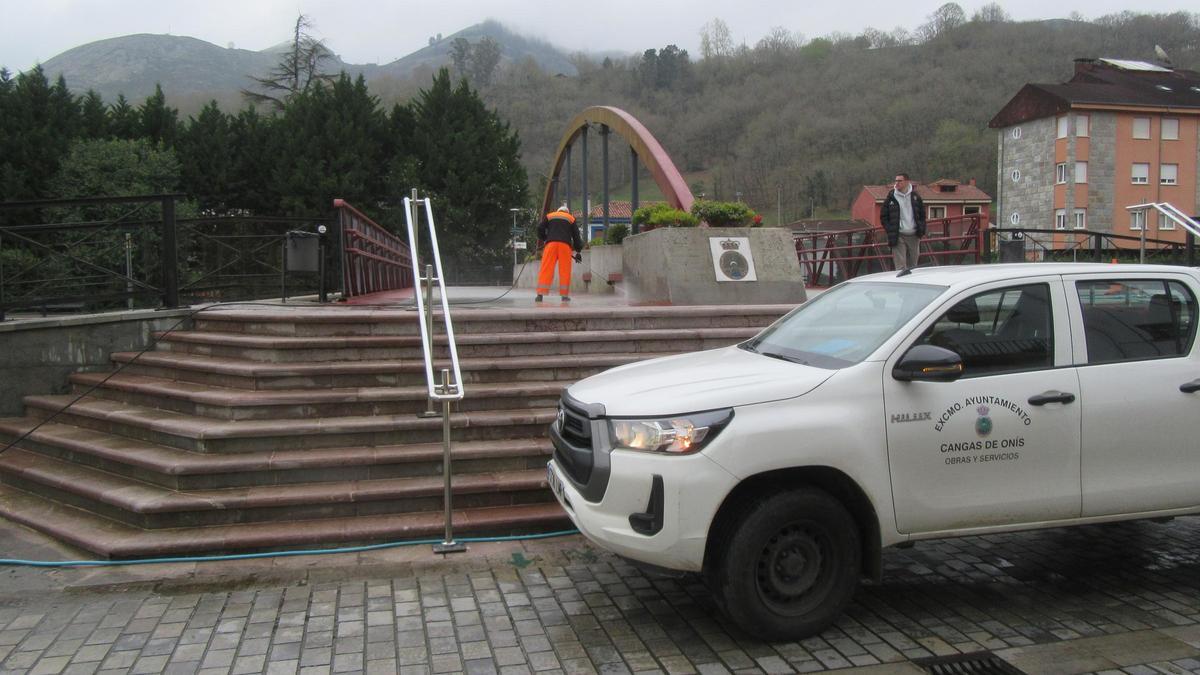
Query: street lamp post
510 208 521 282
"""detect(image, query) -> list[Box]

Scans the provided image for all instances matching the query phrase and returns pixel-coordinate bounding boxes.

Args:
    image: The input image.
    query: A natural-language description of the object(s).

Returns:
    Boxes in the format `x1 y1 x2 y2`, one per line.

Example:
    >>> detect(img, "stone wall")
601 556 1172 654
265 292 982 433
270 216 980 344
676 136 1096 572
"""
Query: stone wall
622 228 807 305
997 117 1055 230
1088 113 1117 232
0 309 191 416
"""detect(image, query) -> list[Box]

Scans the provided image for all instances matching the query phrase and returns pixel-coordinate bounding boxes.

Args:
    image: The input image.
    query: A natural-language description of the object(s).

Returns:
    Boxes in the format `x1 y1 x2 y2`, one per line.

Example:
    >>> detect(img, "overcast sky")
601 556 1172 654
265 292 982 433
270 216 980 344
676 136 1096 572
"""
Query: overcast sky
2 0 1196 72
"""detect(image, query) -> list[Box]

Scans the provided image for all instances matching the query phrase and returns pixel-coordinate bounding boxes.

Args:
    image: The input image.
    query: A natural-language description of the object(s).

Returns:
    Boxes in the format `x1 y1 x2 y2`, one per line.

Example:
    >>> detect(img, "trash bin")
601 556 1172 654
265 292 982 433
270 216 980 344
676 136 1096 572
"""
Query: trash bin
998 239 1025 263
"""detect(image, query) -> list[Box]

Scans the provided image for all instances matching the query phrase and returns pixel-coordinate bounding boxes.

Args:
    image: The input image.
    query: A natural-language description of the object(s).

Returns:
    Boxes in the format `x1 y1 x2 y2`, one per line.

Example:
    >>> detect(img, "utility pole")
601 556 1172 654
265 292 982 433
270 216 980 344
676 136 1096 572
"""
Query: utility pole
510 208 521 280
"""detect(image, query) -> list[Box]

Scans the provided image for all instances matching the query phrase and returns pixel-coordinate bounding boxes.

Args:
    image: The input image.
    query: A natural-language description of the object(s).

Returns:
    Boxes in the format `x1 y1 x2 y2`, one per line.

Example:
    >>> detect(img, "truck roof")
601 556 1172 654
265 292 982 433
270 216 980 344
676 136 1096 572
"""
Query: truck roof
850 263 1200 290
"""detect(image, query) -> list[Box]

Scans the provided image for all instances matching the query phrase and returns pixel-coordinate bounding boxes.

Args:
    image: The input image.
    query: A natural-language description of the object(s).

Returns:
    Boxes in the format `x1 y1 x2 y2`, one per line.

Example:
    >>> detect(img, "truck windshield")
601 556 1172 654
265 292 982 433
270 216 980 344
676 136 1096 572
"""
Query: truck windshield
742 281 945 368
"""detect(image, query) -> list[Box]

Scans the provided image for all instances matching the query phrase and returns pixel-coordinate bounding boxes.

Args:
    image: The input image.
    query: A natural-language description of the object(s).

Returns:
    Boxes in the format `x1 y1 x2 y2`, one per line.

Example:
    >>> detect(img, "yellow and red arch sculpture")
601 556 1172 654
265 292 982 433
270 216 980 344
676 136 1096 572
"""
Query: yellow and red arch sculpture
539 106 694 218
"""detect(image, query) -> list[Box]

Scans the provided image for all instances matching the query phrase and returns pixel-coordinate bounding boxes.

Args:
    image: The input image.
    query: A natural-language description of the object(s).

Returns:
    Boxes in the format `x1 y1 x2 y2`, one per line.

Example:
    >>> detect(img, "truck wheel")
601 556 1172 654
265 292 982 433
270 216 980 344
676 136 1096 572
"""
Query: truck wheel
712 489 860 640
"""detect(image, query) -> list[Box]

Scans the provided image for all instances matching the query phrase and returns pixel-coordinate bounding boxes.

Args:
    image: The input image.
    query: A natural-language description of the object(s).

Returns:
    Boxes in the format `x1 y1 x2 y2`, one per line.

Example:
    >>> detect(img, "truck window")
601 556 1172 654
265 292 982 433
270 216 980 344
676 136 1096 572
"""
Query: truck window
913 283 1054 377
743 281 944 368
1075 279 1198 364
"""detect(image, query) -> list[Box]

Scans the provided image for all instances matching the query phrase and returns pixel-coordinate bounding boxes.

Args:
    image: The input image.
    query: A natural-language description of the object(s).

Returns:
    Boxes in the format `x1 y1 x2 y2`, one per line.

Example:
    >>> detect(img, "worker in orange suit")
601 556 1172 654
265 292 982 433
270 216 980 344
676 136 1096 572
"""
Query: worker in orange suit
535 203 583 303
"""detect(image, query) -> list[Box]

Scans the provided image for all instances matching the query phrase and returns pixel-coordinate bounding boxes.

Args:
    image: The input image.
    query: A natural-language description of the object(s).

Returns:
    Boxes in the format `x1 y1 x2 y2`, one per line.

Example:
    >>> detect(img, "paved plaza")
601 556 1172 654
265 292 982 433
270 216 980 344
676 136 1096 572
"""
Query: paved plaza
1 515 1200 675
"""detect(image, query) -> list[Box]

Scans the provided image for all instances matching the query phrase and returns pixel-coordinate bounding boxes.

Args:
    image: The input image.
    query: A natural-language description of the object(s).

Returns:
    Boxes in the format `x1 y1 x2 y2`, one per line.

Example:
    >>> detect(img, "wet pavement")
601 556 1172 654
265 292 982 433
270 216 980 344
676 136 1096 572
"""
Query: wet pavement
1 514 1200 675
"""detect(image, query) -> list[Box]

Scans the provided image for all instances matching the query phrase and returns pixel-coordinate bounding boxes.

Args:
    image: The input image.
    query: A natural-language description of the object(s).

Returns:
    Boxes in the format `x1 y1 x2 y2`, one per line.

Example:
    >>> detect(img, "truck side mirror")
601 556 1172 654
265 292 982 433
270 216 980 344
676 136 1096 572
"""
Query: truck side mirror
893 345 964 382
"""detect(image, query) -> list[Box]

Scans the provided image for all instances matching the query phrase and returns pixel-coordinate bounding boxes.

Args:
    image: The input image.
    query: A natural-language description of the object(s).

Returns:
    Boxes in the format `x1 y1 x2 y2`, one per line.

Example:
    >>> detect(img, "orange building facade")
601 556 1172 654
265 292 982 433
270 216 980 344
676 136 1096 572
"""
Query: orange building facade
990 58 1200 247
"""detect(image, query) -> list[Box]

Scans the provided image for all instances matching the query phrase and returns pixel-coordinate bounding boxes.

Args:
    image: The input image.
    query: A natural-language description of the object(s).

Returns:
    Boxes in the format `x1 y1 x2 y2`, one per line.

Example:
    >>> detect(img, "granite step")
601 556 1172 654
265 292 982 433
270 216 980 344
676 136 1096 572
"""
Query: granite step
0 448 553 528
0 483 569 559
69 372 567 419
191 304 790 337
0 420 552 489
21 395 556 453
152 327 758 362
108 350 658 389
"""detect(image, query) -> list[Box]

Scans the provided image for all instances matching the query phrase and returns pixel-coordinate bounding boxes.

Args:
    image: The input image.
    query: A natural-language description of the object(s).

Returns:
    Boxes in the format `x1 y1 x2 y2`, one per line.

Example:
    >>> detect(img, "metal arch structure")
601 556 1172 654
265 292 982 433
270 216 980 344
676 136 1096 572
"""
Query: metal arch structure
539 106 694 221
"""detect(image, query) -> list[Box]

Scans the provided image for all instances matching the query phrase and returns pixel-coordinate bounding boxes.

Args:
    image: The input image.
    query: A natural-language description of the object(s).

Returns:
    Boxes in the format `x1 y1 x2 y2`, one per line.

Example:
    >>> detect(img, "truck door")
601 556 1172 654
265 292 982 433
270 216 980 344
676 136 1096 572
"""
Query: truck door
1068 275 1200 516
883 279 1082 534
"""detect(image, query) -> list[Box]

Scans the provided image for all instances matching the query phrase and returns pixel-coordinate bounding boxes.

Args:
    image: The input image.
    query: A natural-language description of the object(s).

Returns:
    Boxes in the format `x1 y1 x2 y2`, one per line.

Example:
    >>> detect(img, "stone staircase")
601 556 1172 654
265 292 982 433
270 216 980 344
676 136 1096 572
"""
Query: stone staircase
0 304 789 558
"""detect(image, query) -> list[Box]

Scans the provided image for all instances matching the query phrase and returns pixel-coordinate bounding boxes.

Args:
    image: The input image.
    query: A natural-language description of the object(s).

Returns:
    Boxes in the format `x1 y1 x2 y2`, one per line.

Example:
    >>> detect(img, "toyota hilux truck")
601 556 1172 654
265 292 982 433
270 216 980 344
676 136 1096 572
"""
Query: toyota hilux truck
546 263 1200 640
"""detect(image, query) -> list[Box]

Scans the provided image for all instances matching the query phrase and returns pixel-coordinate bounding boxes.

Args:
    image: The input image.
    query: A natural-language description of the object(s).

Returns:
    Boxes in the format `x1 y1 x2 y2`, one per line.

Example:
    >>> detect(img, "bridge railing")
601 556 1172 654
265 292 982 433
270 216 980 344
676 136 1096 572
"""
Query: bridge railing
997 227 1196 265
0 194 336 319
795 214 985 287
334 199 413 298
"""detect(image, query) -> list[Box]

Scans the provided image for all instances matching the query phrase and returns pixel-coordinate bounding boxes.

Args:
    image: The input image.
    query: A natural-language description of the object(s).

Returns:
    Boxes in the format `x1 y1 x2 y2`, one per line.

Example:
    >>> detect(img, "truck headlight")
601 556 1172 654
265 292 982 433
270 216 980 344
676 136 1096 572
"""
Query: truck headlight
609 409 734 455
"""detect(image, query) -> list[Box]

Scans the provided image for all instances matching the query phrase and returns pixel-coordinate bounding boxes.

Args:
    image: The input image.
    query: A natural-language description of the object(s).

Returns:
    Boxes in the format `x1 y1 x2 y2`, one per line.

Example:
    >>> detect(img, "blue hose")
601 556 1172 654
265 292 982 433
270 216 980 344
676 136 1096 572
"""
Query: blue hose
0 529 582 568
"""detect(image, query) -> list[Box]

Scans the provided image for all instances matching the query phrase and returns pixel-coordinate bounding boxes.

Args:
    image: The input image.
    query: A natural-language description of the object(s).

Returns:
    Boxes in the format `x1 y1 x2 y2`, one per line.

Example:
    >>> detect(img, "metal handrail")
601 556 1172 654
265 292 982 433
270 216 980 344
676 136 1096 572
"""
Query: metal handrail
1126 203 1200 264
402 195 465 403
402 191 466 555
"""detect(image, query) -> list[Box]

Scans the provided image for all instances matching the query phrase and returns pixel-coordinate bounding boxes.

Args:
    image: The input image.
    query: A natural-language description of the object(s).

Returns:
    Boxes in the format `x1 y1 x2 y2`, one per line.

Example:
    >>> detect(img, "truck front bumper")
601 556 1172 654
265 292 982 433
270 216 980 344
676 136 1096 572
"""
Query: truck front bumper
546 450 738 572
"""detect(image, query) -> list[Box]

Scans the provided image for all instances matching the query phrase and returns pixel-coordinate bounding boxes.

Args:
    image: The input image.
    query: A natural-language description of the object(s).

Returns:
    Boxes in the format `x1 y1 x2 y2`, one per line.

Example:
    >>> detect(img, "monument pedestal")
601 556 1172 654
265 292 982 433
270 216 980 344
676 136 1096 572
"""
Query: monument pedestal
622 227 807 305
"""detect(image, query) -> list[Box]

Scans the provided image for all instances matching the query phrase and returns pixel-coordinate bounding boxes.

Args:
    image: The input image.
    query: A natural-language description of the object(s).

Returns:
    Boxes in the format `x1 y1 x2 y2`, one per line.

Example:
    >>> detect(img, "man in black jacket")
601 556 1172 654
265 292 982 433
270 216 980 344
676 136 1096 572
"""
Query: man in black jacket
879 173 926 275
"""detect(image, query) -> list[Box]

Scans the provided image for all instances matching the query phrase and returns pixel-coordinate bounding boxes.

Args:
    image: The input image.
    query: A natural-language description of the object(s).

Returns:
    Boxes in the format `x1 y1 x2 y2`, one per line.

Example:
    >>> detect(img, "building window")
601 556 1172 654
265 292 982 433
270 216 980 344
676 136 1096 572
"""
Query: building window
1010 213 1020 225
1162 118 1179 140
1074 210 1087 230
929 206 946 220
964 205 981 215
1161 164 1178 186
1132 163 1150 184
1075 161 1088 183
1056 162 1068 184
1055 209 1067 230
1057 116 1069 138
1130 210 1145 231
1132 117 1151 139
1160 212 1176 230
1076 114 1089 137
1011 127 1022 140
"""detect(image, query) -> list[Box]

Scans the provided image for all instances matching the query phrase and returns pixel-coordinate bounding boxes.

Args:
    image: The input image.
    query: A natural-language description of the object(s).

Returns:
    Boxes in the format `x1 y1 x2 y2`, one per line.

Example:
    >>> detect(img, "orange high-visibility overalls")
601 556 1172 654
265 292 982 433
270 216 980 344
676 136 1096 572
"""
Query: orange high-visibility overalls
536 209 582 298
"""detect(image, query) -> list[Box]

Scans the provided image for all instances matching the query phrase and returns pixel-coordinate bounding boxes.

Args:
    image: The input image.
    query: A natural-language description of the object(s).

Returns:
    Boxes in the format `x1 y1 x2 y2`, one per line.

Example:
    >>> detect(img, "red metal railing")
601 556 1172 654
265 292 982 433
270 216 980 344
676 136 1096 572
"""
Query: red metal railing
794 214 986 287
334 199 413 298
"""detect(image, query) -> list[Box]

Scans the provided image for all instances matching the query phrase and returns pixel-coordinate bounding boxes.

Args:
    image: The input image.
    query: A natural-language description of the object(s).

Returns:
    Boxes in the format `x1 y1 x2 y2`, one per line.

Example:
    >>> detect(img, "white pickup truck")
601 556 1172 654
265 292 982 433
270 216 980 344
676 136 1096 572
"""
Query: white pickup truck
546 263 1200 640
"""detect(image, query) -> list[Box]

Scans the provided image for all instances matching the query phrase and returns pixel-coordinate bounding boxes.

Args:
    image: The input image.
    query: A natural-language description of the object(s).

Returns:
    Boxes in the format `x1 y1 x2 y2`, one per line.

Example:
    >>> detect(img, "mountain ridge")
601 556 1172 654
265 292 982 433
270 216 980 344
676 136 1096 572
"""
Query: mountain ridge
31 21 580 105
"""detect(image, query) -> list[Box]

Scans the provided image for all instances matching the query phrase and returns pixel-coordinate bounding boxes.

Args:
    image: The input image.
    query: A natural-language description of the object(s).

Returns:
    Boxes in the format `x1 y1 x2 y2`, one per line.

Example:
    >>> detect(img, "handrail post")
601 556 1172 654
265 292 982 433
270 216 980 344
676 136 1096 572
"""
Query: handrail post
1188 230 1196 267
1094 232 1103 262
160 196 179 308
419 263 438 418
432 367 466 554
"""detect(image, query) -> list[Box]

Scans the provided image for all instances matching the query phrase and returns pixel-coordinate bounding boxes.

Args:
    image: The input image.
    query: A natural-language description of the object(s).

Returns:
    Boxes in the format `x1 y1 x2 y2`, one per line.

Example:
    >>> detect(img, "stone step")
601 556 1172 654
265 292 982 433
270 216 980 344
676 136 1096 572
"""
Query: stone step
108 350 656 389
0 483 569 559
192 304 790 337
69 373 566 419
153 327 758 362
0 420 552 490
0 448 553 529
21 395 556 453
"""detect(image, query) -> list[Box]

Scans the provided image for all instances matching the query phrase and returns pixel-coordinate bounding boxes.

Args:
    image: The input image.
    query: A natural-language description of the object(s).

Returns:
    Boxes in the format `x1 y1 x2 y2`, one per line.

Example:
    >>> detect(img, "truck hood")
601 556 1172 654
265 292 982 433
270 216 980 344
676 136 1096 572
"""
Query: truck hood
566 345 835 416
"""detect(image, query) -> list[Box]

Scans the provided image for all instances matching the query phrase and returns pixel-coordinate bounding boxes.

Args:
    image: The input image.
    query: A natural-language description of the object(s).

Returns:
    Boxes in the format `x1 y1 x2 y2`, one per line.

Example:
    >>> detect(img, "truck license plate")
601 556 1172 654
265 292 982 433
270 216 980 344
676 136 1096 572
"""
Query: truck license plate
547 463 566 503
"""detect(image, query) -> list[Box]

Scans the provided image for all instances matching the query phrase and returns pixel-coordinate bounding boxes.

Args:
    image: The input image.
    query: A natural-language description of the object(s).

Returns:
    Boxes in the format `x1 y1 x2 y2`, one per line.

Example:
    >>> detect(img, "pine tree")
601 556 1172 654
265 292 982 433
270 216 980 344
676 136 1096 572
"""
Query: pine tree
243 14 336 110
139 84 178 148
228 107 276 214
109 95 139 139
80 90 109 139
408 69 528 267
179 101 234 213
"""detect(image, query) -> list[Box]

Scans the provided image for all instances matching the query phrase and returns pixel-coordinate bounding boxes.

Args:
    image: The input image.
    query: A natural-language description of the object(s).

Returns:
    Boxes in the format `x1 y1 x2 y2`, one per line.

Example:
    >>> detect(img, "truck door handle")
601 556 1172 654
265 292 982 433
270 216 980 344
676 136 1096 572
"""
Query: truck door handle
1182 379 1200 394
1028 391 1076 406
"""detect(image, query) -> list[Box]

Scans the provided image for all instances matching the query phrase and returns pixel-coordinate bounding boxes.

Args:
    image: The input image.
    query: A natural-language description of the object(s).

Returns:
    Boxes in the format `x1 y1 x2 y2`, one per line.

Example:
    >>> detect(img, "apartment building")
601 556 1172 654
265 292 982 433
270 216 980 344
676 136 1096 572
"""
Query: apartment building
989 58 1199 244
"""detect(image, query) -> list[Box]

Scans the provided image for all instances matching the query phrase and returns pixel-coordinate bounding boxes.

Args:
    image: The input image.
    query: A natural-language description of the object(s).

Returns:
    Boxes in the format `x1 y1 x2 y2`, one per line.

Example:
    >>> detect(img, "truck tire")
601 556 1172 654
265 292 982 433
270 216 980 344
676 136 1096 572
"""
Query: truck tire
711 488 860 640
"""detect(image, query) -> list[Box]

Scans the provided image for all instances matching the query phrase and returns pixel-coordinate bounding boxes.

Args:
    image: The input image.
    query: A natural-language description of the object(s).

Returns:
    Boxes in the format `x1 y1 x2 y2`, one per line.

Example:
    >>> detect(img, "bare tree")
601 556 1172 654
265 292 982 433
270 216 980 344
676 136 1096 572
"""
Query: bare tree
242 14 336 110
972 3 1010 23
700 18 733 60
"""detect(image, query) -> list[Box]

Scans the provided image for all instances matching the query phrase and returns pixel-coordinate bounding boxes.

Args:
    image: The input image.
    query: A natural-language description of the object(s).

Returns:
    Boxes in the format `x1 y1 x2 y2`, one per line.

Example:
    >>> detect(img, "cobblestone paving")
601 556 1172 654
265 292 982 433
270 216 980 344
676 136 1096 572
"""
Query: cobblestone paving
2 518 1200 675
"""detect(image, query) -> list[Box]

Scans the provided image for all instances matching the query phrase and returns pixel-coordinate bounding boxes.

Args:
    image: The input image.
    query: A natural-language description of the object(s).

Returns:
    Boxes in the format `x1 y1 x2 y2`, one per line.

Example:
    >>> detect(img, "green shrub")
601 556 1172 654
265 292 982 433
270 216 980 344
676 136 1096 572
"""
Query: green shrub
588 235 606 247
690 200 758 227
604 223 630 244
632 203 699 229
